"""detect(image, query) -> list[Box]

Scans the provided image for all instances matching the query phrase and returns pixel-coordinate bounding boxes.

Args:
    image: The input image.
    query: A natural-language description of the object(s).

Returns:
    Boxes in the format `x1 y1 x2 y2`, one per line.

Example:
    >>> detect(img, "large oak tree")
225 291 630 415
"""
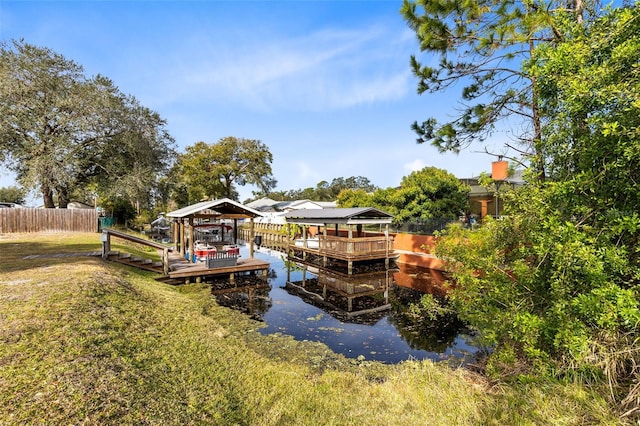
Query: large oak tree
176 137 276 203
0 40 175 208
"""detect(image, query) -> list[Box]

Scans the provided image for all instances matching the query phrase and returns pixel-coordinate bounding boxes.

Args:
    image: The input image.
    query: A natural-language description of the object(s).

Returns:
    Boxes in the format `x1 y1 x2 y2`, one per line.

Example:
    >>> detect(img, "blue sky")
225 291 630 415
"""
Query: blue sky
1 0 501 204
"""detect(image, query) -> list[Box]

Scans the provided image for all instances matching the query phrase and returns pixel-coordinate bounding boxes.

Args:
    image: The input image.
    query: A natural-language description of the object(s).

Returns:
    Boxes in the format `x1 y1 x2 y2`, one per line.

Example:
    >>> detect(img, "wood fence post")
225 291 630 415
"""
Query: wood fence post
101 230 110 259
163 248 169 275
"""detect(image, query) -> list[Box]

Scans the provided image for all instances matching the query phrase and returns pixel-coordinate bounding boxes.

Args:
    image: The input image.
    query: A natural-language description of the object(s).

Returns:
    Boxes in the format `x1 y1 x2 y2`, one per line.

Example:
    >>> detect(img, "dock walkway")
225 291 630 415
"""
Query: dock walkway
166 251 270 284
101 228 269 284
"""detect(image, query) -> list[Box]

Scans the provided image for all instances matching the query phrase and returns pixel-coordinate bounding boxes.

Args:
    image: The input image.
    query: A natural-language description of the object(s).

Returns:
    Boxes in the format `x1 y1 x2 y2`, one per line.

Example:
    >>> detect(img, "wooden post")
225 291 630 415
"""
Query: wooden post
188 217 195 263
173 220 180 252
180 220 186 256
249 218 255 259
233 218 238 244
322 225 327 267
286 223 291 260
162 247 169 275
302 226 307 260
384 223 390 269
101 230 110 259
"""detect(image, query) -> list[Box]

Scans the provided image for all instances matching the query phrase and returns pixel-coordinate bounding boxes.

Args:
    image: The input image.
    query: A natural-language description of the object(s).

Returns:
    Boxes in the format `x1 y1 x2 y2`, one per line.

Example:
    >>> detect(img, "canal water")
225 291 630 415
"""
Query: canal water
208 244 478 365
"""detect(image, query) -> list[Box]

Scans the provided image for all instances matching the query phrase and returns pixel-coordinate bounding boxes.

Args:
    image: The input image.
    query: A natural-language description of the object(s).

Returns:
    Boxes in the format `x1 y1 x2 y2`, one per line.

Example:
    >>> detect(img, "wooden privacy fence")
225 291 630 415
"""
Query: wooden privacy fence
0 209 99 233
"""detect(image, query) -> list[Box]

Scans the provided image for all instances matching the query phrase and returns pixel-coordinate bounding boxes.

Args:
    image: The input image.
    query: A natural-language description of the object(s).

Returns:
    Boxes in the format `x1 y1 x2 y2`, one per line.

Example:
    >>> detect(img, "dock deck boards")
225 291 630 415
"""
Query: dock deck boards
167 252 270 280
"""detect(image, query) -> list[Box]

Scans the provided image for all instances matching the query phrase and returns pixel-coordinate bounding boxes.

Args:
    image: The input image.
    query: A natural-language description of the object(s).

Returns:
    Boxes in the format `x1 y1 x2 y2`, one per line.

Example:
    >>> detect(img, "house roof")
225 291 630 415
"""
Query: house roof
284 207 393 225
166 198 263 219
245 197 278 209
246 198 338 212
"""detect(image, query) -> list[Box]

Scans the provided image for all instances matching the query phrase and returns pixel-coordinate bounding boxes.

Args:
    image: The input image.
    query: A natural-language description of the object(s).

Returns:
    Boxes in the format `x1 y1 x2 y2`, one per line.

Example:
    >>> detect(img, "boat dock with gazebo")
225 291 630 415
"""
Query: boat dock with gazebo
101 198 270 284
164 198 269 283
283 207 395 274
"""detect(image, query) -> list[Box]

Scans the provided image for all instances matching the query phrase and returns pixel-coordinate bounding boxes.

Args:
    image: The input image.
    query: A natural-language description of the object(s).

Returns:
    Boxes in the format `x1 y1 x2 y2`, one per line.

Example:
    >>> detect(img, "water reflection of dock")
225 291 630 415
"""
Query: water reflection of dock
285 261 396 324
206 274 272 320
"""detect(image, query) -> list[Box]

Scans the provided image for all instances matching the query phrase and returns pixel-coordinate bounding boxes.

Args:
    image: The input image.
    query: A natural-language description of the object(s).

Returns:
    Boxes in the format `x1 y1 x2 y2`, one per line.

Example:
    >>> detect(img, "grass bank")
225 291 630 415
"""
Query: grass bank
0 233 625 424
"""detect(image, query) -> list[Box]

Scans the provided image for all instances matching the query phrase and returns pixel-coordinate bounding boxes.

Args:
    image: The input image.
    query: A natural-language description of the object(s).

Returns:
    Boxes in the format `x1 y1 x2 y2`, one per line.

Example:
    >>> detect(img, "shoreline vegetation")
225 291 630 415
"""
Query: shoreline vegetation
0 233 625 424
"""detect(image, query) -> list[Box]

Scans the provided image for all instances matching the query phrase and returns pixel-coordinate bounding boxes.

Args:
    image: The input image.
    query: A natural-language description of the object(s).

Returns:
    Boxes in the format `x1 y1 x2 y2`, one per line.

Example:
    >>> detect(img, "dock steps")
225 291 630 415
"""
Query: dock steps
104 251 164 273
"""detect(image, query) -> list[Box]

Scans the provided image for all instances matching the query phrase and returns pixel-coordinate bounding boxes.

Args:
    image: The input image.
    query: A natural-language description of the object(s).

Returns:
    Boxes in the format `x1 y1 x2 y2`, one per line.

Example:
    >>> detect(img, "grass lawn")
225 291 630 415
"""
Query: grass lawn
0 232 626 425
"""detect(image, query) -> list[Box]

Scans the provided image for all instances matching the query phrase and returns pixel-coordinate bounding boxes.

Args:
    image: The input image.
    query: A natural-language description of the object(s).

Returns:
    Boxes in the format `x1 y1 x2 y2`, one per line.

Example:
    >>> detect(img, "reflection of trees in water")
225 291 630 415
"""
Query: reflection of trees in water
207 275 272 321
387 284 467 353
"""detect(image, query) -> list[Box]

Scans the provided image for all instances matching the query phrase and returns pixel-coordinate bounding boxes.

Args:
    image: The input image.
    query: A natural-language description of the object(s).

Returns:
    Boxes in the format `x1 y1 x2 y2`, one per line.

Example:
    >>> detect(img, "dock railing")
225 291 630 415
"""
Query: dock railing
319 235 390 259
101 228 171 275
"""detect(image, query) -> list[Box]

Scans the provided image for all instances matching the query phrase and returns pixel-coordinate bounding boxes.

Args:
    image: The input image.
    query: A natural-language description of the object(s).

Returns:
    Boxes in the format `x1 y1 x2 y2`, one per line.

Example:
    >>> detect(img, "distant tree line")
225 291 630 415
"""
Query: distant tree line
264 176 378 203
0 186 26 205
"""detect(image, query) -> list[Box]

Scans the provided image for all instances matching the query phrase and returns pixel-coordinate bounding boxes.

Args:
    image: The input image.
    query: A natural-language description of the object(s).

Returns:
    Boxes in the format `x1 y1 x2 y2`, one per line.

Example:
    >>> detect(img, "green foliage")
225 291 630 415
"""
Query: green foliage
271 176 378 203
340 167 469 224
401 0 597 175
176 137 276 202
336 188 373 208
0 186 26 204
411 293 456 323
438 182 640 369
424 5 640 416
391 167 470 223
101 196 137 226
0 40 175 209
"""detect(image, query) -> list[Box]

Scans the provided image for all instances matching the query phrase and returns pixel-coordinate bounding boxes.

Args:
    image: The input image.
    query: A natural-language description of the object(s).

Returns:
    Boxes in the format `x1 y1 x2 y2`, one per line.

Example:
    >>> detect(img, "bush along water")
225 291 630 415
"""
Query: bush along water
434 182 640 420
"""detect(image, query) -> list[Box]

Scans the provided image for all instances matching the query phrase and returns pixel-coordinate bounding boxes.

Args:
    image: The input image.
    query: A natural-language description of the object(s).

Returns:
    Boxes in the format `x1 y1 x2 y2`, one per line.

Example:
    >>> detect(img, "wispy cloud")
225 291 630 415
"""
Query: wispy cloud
139 24 414 112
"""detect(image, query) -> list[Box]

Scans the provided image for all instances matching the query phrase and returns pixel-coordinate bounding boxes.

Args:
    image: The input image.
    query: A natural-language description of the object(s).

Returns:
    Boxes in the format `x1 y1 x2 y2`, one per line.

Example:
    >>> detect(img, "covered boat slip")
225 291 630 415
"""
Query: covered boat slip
162 198 269 283
284 207 395 274
166 198 262 262
99 199 269 284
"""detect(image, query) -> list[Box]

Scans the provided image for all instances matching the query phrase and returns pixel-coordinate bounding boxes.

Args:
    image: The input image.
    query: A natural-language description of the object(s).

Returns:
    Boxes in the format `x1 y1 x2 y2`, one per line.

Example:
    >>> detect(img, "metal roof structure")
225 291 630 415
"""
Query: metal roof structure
284 207 393 225
166 198 263 219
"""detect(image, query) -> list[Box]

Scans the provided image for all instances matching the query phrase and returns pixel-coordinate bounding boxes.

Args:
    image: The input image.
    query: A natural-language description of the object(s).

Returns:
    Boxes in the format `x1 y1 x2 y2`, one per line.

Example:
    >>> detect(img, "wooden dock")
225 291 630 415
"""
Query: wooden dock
166 251 270 284
101 228 270 284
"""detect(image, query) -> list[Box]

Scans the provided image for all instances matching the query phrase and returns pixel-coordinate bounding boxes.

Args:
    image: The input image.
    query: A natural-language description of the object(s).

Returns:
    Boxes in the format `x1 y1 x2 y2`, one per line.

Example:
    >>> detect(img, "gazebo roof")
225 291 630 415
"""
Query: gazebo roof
284 207 393 225
166 198 263 219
